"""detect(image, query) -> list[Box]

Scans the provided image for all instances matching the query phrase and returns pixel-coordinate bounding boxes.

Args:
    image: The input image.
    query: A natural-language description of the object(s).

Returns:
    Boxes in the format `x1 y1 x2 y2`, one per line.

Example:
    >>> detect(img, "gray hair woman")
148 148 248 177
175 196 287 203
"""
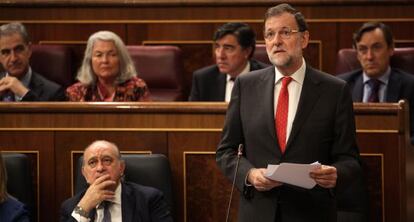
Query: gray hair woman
66 31 151 101
0 153 30 221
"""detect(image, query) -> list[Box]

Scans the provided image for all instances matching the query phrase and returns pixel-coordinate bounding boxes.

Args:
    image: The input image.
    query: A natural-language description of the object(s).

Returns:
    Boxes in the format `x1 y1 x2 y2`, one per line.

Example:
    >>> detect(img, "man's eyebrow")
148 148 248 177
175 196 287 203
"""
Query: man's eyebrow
86 156 97 162
223 44 236 48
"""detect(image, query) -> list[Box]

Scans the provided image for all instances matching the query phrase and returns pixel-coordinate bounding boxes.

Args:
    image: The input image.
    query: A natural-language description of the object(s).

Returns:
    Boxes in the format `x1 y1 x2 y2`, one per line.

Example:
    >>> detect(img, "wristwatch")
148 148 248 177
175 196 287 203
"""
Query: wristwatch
74 205 89 218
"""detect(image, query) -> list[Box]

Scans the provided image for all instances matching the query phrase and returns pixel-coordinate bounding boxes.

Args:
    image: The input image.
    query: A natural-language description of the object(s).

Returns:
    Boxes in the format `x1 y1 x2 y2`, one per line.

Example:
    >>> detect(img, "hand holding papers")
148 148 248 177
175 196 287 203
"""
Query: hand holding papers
264 162 321 189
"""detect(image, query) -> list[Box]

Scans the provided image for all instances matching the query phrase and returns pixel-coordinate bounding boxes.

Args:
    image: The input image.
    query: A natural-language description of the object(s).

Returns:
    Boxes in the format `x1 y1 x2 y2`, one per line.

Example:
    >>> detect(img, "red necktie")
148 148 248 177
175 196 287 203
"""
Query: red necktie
275 77 292 153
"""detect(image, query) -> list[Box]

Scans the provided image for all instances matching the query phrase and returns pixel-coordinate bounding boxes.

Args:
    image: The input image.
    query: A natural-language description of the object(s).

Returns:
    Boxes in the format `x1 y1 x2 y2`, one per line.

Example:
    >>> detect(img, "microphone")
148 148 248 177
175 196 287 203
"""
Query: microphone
225 144 243 222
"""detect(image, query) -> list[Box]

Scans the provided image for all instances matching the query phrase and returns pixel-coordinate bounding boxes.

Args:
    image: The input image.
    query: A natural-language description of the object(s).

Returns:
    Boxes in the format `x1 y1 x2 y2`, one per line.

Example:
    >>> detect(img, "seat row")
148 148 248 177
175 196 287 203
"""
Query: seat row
5 44 414 101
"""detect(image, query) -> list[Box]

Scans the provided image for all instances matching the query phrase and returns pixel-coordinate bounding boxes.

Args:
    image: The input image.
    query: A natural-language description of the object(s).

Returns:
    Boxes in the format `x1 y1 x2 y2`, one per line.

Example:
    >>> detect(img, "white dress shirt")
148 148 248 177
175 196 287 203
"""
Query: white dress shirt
225 62 251 102
273 58 306 144
71 183 122 222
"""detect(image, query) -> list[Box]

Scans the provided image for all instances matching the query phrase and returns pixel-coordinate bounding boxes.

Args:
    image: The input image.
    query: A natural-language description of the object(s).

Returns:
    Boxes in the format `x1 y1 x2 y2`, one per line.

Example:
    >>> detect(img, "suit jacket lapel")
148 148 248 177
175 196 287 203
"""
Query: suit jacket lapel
352 74 364 102
286 67 322 150
216 72 227 101
259 67 282 156
385 69 401 102
28 72 44 97
121 183 137 222
0 72 5 100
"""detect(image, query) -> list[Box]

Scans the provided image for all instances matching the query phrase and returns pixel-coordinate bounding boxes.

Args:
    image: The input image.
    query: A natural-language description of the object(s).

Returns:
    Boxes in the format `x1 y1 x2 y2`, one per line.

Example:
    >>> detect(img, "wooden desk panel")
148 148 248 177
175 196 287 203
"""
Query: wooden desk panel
0 102 412 222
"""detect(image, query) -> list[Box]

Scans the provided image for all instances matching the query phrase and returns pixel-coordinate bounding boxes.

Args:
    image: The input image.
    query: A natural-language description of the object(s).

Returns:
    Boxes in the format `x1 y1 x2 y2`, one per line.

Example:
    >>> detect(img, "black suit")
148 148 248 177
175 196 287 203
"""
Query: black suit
60 181 173 222
338 68 414 144
216 65 361 222
189 59 268 101
0 71 65 101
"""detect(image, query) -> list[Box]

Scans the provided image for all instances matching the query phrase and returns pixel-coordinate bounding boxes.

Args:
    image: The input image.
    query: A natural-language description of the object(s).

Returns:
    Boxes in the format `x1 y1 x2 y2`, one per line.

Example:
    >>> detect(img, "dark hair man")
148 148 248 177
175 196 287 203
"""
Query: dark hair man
216 4 361 222
338 22 414 144
189 22 268 101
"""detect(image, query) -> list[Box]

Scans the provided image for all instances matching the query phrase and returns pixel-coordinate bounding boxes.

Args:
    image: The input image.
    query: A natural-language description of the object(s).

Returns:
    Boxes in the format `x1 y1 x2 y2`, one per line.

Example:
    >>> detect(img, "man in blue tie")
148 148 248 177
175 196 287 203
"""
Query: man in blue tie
0 22 65 101
337 22 414 144
60 140 173 222
337 21 414 222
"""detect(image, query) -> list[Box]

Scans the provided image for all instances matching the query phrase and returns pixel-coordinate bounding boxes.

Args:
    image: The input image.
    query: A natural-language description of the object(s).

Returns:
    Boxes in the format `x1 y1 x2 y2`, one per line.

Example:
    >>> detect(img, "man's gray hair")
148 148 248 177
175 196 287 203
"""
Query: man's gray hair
0 22 30 44
82 140 123 166
76 31 137 86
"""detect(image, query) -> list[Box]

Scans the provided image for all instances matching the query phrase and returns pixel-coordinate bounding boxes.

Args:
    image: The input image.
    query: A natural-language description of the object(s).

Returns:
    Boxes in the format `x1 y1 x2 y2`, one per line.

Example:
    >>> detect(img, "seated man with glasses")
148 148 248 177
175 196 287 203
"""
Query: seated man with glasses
0 22 65 101
216 3 361 222
337 22 414 145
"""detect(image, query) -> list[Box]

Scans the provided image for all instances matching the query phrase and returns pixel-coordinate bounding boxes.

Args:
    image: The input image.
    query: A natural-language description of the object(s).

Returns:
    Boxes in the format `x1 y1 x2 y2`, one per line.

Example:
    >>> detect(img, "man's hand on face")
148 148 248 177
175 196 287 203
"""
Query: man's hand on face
0 76 29 97
77 174 116 213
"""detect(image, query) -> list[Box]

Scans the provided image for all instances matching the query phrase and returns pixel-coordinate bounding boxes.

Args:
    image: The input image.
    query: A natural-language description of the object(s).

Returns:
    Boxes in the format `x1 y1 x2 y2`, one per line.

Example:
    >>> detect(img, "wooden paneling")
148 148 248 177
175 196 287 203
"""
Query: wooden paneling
1 2 414 20
0 102 412 222
0 2 413 220
0 132 53 222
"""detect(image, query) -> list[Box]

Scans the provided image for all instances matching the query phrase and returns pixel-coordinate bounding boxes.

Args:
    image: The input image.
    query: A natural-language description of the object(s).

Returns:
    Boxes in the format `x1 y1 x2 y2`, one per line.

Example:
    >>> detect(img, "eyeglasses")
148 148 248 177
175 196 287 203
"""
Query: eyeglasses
264 28 300 41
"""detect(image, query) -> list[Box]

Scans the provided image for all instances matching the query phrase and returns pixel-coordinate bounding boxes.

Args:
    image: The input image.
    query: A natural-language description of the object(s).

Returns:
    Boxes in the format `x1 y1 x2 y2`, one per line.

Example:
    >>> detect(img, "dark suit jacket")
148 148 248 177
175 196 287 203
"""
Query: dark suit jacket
338 68 414 144
189 59 268 101
60 182 173 222
0 196 30 222
0 71 65 101
216 65 361 222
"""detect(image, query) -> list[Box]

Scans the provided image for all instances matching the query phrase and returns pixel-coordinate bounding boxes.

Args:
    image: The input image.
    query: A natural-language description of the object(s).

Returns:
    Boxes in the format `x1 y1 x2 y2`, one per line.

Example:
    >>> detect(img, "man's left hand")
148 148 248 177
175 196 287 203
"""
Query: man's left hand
309 165 337 188
0 76 29 97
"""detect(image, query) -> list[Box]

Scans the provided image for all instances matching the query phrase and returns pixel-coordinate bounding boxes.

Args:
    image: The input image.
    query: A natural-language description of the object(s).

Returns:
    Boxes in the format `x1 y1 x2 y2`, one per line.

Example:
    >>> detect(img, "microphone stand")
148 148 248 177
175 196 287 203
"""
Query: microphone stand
225 144 243 222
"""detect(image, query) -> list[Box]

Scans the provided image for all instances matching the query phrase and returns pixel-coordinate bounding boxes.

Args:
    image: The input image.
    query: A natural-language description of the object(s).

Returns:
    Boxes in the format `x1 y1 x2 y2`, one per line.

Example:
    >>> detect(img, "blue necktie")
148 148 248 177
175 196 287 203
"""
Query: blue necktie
102 201 111 222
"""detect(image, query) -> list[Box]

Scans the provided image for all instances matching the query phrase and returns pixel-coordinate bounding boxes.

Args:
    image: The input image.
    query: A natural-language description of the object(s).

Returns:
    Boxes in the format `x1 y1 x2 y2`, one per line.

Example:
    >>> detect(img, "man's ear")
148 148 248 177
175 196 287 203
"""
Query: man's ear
120 161 126 176
27 42 32 57
81 166 88 184
244 47 253 59
388 45 394 57
301 31 310 49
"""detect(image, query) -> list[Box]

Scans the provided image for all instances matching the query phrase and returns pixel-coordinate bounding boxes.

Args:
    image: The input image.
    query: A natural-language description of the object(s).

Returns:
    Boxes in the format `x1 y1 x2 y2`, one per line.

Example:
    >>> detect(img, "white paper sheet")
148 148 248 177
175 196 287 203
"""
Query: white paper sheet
264 162 321 189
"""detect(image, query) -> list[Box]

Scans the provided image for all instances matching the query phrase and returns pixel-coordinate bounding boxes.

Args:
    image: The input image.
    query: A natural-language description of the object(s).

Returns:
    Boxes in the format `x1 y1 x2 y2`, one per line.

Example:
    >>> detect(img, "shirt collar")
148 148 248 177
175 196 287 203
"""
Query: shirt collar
112 182 122 205
274 57 306 85
226 61 251 82
95 182 122 208
362 66 391 85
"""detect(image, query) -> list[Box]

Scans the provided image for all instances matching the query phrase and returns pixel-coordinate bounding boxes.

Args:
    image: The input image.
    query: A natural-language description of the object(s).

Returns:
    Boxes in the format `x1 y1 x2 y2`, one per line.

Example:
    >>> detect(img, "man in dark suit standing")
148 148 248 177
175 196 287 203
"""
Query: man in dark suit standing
216 4 361 222
60 140 172 222
189 22 268 101
338 22 414 144
0 22 65 101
